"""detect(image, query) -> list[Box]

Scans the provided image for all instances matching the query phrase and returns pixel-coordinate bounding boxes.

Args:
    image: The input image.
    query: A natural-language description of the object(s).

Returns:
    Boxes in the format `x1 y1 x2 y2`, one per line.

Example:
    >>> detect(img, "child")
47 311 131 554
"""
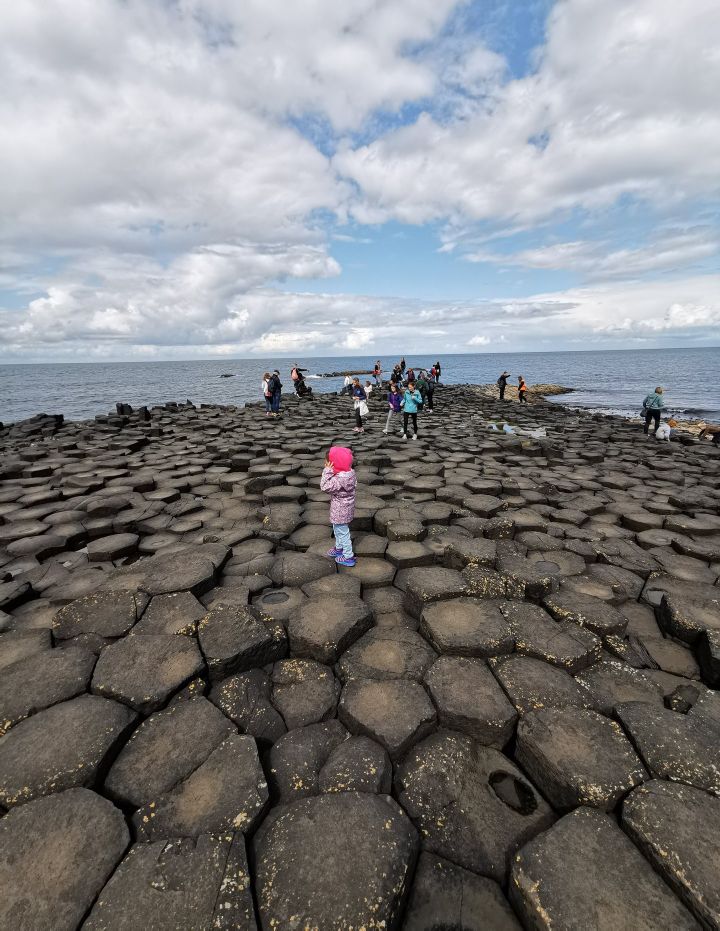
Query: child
383 382 402 433
262 372 272 415
351 377 367 432
320 446 357 567
401 380 423 440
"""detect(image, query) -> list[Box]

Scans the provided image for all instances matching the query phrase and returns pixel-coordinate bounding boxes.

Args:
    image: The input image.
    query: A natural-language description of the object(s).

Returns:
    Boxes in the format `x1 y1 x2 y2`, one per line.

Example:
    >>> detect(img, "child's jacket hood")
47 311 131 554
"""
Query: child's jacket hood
328 446 353 472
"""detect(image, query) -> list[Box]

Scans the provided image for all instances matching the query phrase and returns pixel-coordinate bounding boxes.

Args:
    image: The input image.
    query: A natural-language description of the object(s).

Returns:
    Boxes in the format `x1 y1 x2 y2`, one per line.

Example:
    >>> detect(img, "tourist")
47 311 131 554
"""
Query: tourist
699 422 720 445
430 364 437 382
400 356 406 374
343 374 353 396
401 380 423 440
518 376 528 403
373 360 382 386
426 374 435 413
435 360 442 384
320 446 357 567
416 371 428 410
383 382 402 433
406 366 415 384
497 371 510 401
642 387 666 435
268 370 283 416
261 372 272 416
351 377 368 432
364 379 374 398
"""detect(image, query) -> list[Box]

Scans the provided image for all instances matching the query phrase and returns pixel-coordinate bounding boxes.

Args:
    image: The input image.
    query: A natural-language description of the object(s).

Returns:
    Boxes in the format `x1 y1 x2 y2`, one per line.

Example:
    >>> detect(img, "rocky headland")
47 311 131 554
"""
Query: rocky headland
0 386 719 929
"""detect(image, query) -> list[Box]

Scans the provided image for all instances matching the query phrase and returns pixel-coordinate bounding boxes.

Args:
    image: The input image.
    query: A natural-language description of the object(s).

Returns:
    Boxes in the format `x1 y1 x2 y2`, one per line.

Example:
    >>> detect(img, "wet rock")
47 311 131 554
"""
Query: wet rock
337 627 436 681
133 733 267 839
253 792 418 930
424 655 517 747
420 596 514 656
403 851 521 931
502 601 602 673
104 696 235 808
318 735 392 794
209 669 286 747
616 700 720 796
339 678 436 760
286 595 373 664
490 654 595 715
543 590 627 636
53 590 150 640
92 634 204 713
131 590 206 636
622 780 720 929
267 720 348 801
198 604 286 681
270 658 340 729
84 833 256 930
516 706 646 811
0 694 136 806
0 788 129 931
0 646 96 735
396 731 554 882
510 807 697 930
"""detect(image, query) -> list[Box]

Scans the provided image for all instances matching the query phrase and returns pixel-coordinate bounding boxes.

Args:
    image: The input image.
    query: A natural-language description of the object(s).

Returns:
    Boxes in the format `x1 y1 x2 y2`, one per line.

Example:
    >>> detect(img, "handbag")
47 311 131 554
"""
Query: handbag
358 401 369 418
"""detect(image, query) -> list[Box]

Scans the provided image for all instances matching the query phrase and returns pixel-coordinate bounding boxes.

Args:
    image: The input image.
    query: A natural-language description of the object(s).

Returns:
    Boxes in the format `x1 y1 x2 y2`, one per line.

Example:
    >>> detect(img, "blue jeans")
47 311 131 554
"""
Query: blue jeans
332 523 353 558
264 395 272 412
271 391 281 414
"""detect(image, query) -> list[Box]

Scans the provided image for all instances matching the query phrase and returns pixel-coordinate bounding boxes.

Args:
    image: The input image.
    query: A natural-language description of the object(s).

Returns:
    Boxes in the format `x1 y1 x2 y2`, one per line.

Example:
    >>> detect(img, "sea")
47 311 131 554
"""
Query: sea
1 347 718 425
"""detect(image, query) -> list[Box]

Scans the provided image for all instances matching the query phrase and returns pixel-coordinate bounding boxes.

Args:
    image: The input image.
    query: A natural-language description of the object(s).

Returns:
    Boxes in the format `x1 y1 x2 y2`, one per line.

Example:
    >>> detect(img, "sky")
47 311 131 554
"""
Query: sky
1 0 719 362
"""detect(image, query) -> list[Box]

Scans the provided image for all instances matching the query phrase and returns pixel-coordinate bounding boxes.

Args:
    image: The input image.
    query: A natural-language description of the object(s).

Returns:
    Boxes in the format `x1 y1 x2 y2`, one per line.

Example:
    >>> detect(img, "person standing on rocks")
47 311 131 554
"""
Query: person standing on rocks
383 382 402 433
321 446 357 567
434 360 442 384
401 380 423 440
269 370 283 416
518 375 528 403
426 373 435 412
351 378 368 433
262 372 272 416
400 357 406 375
642 386 666 435
373 361 382 386
497 371 510 401
343 374 353 396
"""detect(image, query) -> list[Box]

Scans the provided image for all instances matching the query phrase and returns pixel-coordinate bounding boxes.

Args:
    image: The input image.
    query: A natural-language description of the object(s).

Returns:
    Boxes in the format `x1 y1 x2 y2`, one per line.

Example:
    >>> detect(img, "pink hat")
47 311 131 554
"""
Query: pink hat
327 446 353 472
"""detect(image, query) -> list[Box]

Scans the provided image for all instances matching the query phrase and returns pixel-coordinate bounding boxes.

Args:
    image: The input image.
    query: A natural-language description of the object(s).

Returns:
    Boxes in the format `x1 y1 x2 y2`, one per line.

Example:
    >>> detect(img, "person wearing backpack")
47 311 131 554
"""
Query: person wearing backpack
497 371 510 401
642 387 666 435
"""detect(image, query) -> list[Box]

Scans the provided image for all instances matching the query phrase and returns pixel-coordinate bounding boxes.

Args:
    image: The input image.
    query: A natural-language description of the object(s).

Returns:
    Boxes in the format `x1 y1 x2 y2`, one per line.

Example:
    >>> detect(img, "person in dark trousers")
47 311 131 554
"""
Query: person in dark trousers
518 376 528 403
643 387 665 435
426 376 435 412
434 361 442 384
351 377 367 432
269 370 283 416
401 380 422 440
497 371 510 400
400 357 406 374
373 361 382 386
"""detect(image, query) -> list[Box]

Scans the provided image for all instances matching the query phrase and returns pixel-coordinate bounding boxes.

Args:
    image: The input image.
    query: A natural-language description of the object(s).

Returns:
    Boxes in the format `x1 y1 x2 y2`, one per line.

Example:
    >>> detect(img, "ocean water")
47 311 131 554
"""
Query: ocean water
0 347 718 424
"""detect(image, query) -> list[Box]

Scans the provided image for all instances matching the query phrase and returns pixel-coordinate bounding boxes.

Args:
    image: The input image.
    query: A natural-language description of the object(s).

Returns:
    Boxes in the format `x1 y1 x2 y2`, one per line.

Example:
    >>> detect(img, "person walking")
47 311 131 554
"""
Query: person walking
518 376 528 403
497 371 510 401
373 360 382 386
262 372 272 416
416 371 428 411
351 377 368 433
320 446 357 567
268 370 283 416
642 387 666 435
401 380 423 440
426 374 435 412
434 361 442 384
383 382 402 433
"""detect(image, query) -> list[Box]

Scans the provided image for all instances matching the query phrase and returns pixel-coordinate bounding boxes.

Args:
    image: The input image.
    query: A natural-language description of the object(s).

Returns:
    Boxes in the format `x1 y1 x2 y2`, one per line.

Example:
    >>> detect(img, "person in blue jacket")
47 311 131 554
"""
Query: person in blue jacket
401 380 423 440
642 386 666 435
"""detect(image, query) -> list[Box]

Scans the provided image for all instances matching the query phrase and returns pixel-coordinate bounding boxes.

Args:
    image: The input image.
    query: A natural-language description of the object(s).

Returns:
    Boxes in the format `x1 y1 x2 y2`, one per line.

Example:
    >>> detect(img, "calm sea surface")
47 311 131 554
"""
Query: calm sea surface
1 348 718 424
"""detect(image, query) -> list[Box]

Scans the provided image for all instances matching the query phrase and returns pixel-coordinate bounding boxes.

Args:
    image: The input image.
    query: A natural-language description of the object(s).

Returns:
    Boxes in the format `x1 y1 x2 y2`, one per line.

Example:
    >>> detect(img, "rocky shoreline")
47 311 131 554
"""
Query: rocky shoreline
1 386 719 929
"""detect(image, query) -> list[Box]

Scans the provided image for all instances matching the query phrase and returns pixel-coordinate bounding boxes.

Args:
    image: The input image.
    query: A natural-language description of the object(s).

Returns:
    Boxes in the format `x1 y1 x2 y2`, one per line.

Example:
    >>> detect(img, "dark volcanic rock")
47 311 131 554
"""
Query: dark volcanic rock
543 590 628 636
91 634 204 713
270 657 340 729
269 551 335 587
396 730 554 882
209 668 286 747
0 694 136 806
622 779 720 928
502 601 602 673
267 720 348 801
253 792 418 929
337 626 437 681
53 590 150 640
403 566 468 619
318 735 392 794
490 654 596 715
286 595 373 664
0 788 129 931
0 627 50 672
198 604 286 681
84 833 256 930
131 590 206 636
420 597 514 656
510 807 697 930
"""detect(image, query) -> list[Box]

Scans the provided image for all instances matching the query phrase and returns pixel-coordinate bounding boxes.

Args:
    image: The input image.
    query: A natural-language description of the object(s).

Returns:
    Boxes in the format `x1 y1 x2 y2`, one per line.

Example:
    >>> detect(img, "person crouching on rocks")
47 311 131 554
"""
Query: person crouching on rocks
383 382 402 433
643 387 665 435
321 446 357 567
351 377 368 433
401 380 423 440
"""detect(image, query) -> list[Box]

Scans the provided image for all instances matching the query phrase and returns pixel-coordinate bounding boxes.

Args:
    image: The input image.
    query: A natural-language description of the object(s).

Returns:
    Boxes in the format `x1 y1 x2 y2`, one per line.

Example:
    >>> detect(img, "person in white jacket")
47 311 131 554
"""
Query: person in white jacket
261 372 272 416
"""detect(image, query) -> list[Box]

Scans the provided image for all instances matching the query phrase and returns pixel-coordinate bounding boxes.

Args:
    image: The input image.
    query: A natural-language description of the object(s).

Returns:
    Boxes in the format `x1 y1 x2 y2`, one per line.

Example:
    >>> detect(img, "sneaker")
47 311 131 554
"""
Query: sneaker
335 555 357 567
382 430 389 434
325 547 343 558
401 433 408 441
412 434 418 440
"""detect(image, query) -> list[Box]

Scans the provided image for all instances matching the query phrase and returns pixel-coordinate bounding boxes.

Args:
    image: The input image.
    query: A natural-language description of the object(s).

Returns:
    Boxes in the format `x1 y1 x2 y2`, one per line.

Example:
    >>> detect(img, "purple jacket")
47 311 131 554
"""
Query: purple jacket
320 466 357 525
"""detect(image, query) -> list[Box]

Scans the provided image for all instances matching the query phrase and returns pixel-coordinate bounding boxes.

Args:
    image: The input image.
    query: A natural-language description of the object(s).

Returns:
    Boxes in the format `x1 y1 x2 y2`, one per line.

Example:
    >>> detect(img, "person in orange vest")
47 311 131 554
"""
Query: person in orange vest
518 376 528 403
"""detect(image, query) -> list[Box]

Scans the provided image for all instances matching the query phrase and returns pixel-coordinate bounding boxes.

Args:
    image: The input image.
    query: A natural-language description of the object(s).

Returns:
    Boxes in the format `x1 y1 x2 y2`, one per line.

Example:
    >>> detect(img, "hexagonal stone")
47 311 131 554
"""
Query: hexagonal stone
0 646 96 736
53 590 150 640
0 694 136 806
658 593 720 644
386 519 426 542
622 780 720 928
396 731 553 882
253 792 419 929
403 567 468 619
386 541 435 568
543 591 627 636
462 565 526 600
443 537 497 570
301 572 362 598
697 628 720 687
616 701 720 796
209 669 286 747
501 601 602 674
420 597 514 657
84 833 256 931
269 551 335 587
463 495 507 518
337 628 436 682
0 628 50 672
131 591 206 636
318 735 392 794
252 585 308 622
339 678 436 760
339 556 397 588
510 807 697 930
575 659 665 714
198 604 286 681
490 655 596 716
87 533 139 562
0 788 129 931
104 547 222 596
133 734 268 839
287 595 373 664
516 706 647 811
104 697 236 808
267 720 348 802
424 656 517 747
403 852 521 931
270 658 340 729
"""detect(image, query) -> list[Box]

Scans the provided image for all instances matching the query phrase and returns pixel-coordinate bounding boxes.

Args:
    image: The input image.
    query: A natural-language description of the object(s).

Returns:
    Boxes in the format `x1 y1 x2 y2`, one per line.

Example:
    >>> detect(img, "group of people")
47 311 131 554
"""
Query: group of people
262 363 313 415
497 371 528 402
344 360 442 438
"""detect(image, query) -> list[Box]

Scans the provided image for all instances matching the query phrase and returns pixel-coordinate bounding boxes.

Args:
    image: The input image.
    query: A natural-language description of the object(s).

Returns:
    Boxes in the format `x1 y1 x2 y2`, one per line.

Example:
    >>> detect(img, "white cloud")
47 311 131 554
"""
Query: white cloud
468 335 491 345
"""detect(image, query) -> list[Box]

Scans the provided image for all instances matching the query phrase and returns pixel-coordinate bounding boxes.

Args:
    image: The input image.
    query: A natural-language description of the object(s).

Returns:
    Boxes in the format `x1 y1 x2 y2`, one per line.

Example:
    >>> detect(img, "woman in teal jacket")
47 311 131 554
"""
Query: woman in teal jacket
401 381 423 440
642 386 666 435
